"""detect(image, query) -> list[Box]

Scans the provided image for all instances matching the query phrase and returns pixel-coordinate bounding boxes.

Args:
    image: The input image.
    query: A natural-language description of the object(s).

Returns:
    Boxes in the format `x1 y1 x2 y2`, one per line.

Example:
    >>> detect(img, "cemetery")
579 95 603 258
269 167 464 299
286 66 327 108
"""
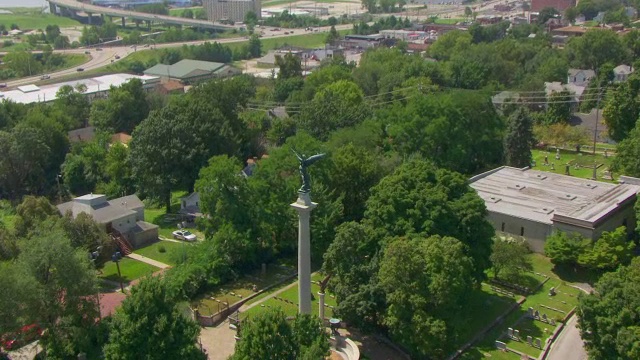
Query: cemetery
531 148 614 181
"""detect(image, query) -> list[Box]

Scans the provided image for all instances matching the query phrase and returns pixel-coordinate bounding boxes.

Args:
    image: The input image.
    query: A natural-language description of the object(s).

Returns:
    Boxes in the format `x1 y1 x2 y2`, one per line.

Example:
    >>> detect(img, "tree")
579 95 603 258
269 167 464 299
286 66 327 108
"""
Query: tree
603 78 640 142
564 6 579 23
275 53 302 80
566 29 629 70
537 7 560 25
297 80 370 140
544 231 591 266
247 34 262 58
578 257 640 360
59 212 114 267
232 309 329 360
578 227 635 271
13 196 59 237
545 90 573 124
490 238 532 280
104 276 204 360
464 6 472 20
365 160 495 281
533 123 590 149
89 79 150 134
10 223 99 358
325 25 340 44
504 107 534 168
4 50 41 77
244 11 258 26
181 8 194 18
103 142 135 198
55 85 90 128
378 235 474 358
612 125 640 177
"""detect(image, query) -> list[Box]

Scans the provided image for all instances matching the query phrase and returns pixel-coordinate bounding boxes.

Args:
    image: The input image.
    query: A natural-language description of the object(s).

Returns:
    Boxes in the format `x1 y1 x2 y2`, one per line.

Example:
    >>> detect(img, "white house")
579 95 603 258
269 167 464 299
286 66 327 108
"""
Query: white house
180 192 201 217
614 65 634 83
57 194 158 249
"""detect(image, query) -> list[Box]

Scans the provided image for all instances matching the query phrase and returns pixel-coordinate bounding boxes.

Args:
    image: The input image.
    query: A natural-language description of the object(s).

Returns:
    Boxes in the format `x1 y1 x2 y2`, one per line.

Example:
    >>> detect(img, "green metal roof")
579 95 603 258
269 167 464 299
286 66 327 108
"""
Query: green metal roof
144 59 226 80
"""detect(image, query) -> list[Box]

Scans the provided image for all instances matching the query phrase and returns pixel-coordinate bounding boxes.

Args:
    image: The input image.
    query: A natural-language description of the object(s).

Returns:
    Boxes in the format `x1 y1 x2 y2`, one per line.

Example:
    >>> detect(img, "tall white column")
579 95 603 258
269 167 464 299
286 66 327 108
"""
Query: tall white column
291 193 317 315
318 292 325 320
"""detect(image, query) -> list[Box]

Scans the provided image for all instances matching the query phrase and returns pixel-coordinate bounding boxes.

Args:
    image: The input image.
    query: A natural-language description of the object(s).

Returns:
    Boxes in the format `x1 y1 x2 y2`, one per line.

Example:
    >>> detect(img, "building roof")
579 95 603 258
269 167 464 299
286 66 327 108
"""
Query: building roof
614 65 633 75
57 194 143 224
143 59 226 80
568 68 596 79
68 126 96 143
0 74 160 105
470 167 640 226
111 132 132 145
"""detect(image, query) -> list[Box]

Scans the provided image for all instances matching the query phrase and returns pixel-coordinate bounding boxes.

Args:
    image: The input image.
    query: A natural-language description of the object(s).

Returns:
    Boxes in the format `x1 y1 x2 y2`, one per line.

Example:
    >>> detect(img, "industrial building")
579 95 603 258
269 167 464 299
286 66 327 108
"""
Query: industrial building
0 73 160 105
143 59 241 84
470 166 640 253
203 0 261 22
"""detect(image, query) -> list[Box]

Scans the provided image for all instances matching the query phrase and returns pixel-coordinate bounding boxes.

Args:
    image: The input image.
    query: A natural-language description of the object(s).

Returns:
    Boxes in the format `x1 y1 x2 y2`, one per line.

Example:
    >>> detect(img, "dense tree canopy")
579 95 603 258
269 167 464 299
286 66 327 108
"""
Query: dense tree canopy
579 257 640 360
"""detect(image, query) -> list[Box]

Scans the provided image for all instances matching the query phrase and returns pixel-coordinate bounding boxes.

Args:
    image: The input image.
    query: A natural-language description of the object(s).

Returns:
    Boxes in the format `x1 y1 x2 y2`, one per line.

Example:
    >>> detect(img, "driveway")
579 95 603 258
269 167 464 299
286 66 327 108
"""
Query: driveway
547 314 588 360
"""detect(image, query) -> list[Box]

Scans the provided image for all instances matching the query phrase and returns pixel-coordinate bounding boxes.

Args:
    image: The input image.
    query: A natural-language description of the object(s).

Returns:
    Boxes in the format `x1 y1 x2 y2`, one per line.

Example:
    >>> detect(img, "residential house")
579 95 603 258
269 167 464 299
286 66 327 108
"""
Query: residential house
470 166 640 252
567 69 595 87
614 65 634 83
180 192 201 217
57 194 158 250
111 132 132 146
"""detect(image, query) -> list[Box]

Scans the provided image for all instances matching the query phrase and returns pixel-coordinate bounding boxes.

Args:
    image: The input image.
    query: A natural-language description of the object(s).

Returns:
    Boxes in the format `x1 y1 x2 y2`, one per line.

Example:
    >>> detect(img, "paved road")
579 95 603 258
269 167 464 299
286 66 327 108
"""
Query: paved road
547 314 588 360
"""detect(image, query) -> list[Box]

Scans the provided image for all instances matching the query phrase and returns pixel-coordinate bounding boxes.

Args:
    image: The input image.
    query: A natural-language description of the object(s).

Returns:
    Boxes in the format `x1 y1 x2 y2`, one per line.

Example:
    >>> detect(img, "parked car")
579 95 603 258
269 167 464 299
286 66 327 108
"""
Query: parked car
95 48 102 51
172 230 197 241
76 68 84 72
0 83 7 88
40 74 50 80
115 55 120 59
84 50 91 54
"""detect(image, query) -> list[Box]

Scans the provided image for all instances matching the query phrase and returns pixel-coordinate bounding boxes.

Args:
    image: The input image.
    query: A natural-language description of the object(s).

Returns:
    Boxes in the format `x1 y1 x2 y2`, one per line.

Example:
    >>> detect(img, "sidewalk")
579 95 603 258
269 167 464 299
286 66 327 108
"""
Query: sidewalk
238 279 299 312
126 253 172 269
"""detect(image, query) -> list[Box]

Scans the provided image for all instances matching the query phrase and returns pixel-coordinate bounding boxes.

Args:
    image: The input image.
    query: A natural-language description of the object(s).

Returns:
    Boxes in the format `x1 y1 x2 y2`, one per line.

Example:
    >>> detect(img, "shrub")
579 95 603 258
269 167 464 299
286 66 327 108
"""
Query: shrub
158 245 166 253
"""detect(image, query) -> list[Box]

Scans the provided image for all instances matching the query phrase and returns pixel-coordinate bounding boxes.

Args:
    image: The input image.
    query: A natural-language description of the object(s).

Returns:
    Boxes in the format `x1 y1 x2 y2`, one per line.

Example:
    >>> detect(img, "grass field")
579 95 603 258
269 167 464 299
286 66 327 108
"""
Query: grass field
463 253 588 359
194 265 295 316
168 6 203 17
99 257 159 283
0 11 81 30
241 273 338 319
133 240 188 266
531 148 615 182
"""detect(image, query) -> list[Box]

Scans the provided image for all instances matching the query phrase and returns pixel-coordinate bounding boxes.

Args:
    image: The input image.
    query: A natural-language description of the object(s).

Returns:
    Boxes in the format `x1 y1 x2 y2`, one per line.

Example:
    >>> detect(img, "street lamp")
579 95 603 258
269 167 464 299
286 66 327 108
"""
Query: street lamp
89 246 103 319
112 251 125 292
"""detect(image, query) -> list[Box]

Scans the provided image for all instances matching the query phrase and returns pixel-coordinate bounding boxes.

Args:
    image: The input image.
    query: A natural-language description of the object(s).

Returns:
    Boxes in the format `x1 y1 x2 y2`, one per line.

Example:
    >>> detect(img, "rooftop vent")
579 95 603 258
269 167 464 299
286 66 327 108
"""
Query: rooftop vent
508 184 526 191
487 196 502 203
534 207 554 215
560 194 577 201
535 174 548 180
585 183 598 189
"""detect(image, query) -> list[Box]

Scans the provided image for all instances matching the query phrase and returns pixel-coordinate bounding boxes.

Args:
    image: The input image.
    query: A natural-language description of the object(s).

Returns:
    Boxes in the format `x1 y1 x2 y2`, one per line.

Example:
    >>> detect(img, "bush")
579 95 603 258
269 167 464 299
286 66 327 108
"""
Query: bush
158 245 166 253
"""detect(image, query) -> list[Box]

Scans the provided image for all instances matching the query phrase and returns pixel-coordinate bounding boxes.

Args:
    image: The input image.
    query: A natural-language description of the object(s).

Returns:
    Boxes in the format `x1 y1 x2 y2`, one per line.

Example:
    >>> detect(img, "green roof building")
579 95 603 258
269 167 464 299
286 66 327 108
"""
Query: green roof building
143 59 240 84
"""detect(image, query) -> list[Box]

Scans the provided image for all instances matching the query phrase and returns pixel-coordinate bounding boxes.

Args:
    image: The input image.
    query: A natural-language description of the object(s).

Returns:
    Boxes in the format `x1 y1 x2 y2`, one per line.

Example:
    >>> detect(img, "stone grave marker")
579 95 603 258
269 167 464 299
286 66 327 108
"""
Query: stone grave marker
514 329 520 339
495 341 507 350
528 307 534 318
534 310 540 319
527 335 533 345
550 319 556 326
536 338 542 348
542 313 548 322
507 328 514 338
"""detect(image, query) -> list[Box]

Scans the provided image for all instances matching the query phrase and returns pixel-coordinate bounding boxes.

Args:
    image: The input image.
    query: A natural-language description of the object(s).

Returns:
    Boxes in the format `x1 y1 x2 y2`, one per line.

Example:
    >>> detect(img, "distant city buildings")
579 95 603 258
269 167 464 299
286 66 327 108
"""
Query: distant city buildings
203 0 261 22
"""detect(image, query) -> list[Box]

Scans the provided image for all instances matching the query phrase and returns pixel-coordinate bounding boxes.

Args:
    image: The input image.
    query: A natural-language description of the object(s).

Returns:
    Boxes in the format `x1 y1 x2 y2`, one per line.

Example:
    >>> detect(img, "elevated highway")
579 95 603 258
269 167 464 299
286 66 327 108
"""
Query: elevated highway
47 0 234 30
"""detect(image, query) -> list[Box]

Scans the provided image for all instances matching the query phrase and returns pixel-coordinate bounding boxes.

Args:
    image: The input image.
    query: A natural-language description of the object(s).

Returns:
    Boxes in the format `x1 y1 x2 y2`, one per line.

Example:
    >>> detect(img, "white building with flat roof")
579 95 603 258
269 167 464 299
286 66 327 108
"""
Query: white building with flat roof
470 166 640 252
0 73 160 105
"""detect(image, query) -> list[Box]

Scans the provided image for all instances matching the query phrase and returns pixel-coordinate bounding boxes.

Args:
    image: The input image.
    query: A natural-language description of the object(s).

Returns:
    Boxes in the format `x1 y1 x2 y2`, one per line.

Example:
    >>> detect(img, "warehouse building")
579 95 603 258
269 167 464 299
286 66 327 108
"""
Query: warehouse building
203 0 261 23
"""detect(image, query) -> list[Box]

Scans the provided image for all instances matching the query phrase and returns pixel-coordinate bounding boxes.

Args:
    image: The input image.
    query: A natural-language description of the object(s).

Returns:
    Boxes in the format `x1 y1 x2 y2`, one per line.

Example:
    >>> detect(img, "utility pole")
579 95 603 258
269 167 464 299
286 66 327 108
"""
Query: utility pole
593 86 607 154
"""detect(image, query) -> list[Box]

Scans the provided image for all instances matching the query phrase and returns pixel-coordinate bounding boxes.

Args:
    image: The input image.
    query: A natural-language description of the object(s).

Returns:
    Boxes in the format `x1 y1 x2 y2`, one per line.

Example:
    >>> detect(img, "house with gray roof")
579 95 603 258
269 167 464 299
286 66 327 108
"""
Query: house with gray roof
143 59 240 84
470 166 640 252
57 194 158 249
567 69 595 87
614 65 634 83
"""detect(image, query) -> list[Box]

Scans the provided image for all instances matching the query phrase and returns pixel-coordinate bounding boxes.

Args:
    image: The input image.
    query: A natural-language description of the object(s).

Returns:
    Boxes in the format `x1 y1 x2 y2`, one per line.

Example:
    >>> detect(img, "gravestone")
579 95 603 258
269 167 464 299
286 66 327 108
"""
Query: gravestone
527 336 533 345
542 313 548 322
550 319 556 326
514 330 520 339
528 307 534 318
534 310 540 319
495 341 507 350
508 328 514 338
565 164 570 175
551 163 555 170
555 148 561 160
536 338 542 348
549 287 556 296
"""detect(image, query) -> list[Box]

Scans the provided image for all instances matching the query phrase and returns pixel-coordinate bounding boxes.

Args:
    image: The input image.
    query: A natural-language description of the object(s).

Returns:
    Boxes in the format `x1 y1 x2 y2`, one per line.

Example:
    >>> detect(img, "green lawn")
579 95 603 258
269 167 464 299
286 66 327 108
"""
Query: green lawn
0 12 81 30
195 264 295 316
463 254 587 358
241 273 338 319
531 148 615 182
142 190 206 240
133 240 188 266
99 257 159 283
168 6 203 17
0 200 15 230
434 18 464 25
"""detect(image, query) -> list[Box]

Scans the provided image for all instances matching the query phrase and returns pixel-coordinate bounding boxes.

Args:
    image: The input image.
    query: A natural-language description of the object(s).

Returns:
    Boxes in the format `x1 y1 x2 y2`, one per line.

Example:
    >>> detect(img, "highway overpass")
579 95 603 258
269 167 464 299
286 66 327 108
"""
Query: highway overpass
47 0 234 30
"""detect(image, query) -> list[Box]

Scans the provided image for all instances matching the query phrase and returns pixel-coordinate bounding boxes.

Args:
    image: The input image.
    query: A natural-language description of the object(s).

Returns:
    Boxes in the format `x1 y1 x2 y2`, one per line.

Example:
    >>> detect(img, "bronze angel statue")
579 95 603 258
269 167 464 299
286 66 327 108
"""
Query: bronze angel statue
291 148 326 193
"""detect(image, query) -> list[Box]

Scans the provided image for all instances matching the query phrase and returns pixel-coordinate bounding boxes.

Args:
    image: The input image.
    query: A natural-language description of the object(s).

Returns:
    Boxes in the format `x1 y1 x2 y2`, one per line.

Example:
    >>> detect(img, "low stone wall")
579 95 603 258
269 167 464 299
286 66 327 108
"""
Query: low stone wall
330 336 360 360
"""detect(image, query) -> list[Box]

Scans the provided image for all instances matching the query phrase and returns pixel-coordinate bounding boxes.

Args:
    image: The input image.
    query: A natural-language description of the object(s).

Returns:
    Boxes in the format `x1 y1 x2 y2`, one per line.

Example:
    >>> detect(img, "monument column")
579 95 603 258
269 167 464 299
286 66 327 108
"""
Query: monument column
291 193 317 315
